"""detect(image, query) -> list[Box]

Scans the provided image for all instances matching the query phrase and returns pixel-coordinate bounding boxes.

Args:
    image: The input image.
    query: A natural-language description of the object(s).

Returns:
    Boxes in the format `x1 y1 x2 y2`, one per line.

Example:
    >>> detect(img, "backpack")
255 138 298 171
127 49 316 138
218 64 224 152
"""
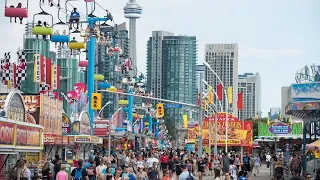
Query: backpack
74 168 83 180
101 168 107 175
243 157 249 164
186 171 195 180
87 165 95 176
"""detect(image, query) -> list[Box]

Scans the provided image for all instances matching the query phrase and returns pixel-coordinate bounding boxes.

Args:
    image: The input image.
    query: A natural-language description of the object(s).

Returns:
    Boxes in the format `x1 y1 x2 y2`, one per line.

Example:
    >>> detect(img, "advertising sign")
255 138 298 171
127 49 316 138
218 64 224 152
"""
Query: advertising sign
62 113 71 135
4 92 25 122
269 123 292 135
79 111 91 135
56 100 63 136
0 94 40 124
40 94 50 133
72 121 80 135
75 135 91 143
289 82 320 103
16 125 41 147
93 120 110 136
187 113 253 146
258 121 302 136
25 152 39 164
0 122 15 146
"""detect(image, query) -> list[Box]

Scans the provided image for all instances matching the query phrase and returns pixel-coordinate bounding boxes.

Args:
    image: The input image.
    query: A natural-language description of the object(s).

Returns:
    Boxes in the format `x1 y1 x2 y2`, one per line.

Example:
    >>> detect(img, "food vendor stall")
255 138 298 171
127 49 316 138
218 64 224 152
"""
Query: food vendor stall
0 92 43 178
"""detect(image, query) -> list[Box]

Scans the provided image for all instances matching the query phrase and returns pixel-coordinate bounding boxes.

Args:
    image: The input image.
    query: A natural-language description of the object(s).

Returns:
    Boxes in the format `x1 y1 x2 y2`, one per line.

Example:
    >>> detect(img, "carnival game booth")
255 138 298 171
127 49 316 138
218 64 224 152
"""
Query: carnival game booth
66 111 103 166
285 82 320 176
40 94 64 163
0 92 43 178
187 113 253 154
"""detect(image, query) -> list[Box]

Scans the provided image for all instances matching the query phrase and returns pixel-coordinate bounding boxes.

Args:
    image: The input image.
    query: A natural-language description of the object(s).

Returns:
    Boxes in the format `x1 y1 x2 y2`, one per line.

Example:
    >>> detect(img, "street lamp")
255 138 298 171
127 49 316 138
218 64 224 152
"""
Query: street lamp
109 107 122 157
203 61 229 153
98 101 112 118
202 79 223 158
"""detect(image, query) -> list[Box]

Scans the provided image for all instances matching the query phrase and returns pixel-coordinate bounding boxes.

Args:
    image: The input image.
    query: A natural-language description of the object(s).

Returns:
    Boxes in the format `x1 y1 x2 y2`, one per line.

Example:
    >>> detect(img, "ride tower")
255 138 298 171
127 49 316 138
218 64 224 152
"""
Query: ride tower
124 0 142 76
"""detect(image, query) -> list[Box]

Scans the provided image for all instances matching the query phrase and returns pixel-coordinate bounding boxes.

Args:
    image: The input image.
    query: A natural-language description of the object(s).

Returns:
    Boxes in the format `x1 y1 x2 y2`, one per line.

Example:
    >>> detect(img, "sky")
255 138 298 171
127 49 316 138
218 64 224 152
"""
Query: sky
0 0 319 116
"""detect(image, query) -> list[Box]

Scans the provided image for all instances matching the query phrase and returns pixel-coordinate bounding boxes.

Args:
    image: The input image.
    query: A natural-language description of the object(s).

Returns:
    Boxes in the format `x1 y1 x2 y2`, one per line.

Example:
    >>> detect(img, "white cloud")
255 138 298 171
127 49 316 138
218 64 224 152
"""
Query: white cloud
240 47 304 58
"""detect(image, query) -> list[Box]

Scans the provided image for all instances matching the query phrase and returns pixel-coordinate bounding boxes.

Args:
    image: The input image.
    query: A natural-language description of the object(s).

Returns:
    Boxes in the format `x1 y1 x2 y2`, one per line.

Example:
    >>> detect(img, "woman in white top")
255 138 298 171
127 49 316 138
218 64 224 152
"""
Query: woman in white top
96 158 107 176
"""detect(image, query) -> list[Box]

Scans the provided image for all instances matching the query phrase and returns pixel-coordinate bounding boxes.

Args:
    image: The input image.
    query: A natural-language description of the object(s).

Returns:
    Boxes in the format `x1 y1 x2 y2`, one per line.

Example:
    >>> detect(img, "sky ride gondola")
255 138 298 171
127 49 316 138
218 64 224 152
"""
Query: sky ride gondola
4 0 28 18
79 60 88 67
51 8 70 43
32 0 53 36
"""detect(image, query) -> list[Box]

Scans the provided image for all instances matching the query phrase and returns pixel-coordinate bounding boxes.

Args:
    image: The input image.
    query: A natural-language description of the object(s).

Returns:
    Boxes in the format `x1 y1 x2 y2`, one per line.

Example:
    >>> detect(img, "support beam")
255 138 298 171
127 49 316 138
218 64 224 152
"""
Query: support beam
98 90 200 108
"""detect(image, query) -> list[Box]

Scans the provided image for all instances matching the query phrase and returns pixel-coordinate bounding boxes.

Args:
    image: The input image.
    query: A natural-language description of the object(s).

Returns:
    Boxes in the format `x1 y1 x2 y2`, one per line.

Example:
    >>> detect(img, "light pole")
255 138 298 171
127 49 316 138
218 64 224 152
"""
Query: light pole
109 107 122 157
97 101 112 118
203 61 229 153
198 73 203 157
202 79 223 158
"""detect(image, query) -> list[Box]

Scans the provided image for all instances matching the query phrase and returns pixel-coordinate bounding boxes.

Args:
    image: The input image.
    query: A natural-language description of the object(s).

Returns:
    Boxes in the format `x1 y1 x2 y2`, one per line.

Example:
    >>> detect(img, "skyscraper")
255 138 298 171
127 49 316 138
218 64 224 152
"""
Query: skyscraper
281 86 290 118
205 44 239 115
97 22 129 118
238 73 261 120
146 31 197 122
146 31 174 98
21 23 51 93
124 0 142 72
196 64 205 93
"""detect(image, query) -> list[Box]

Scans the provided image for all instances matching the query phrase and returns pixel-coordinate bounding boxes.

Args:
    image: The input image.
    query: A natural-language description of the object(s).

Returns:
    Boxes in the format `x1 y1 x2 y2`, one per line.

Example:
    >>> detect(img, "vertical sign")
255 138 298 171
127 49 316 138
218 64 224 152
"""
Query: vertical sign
33 54 40 82
51 64 57 90
43 55 46 84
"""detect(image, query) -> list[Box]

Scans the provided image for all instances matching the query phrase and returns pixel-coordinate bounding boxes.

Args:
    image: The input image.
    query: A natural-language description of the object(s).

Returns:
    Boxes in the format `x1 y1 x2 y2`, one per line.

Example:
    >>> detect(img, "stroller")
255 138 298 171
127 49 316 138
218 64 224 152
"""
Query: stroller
274 166 284 180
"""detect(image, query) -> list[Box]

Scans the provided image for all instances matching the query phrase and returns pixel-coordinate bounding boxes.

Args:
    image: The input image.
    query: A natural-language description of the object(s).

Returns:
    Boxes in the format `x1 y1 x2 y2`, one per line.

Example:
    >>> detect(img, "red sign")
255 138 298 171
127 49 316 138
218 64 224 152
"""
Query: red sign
93 120 110 136
16 125 41 146
0 122 14 146
62 136 69 145
44 135 68 145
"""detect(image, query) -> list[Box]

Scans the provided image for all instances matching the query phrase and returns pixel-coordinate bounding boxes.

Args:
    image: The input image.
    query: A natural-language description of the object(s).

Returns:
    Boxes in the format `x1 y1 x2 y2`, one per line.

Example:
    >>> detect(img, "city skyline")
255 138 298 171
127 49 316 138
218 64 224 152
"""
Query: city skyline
0 0 319 116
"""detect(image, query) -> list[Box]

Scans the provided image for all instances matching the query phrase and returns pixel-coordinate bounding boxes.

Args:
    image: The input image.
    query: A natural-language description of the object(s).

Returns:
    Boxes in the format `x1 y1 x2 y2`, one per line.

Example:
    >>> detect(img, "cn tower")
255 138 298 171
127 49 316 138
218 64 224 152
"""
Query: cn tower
124 0 142 72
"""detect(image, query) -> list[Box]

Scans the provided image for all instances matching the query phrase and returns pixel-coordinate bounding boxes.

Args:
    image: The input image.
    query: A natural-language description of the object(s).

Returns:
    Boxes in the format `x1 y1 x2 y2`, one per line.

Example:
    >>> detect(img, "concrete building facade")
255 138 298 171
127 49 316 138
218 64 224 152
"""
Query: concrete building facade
205 44 239 116
238 73 261 120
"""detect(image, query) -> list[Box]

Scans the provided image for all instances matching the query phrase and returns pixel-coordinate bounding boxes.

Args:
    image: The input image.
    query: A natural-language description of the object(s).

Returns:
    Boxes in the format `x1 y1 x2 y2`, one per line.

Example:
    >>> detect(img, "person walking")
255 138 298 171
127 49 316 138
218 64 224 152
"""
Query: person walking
253 155 261 176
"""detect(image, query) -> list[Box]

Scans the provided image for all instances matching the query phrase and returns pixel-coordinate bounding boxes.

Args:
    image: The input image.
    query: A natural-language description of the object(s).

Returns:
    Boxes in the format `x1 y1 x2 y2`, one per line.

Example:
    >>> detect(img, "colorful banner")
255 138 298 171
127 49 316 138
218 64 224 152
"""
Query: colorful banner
62 113 71 135
75 135 91 143
79 111 91 135
44 135 68 145
258 121 302 136
93 120 110 136
33 54 41 82
25 152 39 164
40 94 62 135
187 113 253 146
0 122 15 146
0 94 40 124
16 125 41 147
41 94 50 133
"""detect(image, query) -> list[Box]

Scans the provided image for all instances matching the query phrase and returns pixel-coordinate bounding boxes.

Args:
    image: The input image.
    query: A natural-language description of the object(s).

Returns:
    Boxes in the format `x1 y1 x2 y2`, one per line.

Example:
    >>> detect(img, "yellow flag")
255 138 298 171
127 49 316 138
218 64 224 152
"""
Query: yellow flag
267 116 270 126
227 86 233 104
289 115 292 126
183 114 188 128
7 80 11 89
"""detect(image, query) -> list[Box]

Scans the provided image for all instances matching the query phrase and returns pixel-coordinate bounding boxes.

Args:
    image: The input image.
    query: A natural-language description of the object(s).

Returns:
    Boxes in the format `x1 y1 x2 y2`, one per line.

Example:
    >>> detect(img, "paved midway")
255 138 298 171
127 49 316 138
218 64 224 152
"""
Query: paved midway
190 165 274 180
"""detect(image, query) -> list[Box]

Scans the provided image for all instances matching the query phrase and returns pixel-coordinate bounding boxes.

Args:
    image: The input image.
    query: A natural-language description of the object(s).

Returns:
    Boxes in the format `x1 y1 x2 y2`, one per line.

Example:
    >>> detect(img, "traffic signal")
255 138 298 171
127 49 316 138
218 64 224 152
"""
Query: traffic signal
156 103 164 117
202 99 207 111
208 90 214 104
91 93 102 110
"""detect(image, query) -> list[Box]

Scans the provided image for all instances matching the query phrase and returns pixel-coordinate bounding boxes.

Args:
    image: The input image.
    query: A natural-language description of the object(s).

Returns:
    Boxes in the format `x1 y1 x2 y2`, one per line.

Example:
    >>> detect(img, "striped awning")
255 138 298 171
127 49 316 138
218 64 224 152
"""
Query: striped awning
285 102 320 119
254 136 318 140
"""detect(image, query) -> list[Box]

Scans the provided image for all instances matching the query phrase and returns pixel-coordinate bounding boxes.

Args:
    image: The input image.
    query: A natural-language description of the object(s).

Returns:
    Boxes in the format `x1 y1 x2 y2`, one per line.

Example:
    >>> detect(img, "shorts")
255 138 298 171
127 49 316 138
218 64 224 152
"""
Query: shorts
69 18 79 23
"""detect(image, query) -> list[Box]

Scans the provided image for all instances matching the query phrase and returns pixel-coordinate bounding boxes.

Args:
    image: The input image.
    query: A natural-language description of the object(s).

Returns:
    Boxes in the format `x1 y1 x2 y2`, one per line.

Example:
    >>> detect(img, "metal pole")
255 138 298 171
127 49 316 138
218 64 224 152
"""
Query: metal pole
98 90 200 108
209 116 212 161
225 90 228 153
198 73 203 157
108 133 111 157
88 19 95 136
214 111 218 157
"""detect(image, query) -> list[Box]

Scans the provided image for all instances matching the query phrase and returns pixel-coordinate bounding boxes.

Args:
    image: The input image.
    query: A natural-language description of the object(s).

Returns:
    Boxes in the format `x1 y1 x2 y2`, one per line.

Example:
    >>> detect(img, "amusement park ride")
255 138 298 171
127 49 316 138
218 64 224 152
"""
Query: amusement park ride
2 0 170 142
